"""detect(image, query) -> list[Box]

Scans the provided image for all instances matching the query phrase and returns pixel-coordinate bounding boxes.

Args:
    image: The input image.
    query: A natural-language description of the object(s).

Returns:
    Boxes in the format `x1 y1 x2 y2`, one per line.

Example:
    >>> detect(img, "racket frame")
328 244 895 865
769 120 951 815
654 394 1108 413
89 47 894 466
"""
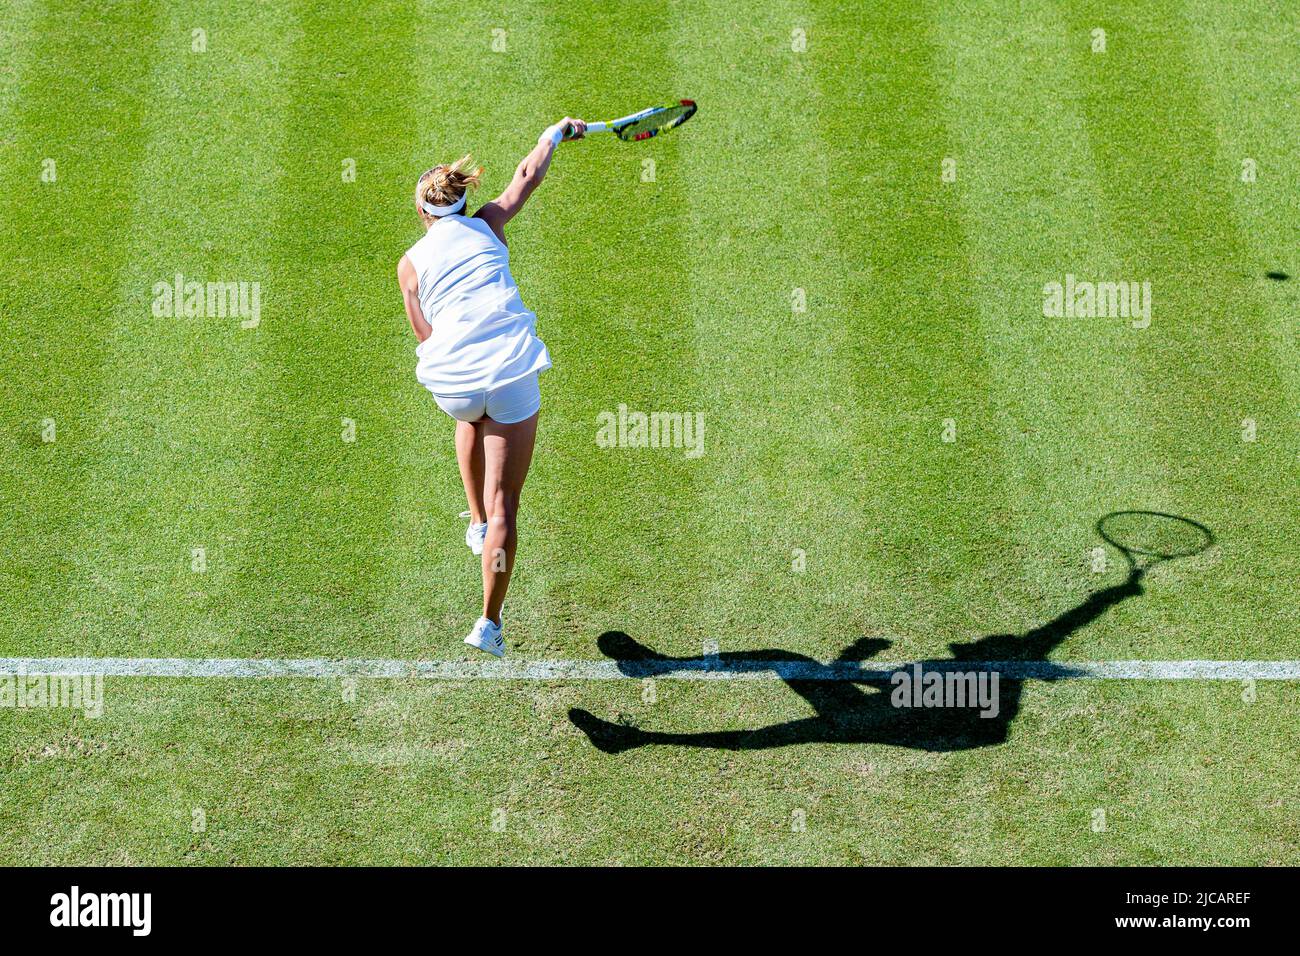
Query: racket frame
570 100 696 141
1095 511 1213 571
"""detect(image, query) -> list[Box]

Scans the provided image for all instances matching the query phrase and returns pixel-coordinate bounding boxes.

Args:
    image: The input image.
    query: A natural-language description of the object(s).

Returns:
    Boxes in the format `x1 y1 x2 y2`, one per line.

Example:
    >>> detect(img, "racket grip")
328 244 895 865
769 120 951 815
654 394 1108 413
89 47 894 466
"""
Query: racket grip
584 121 608 135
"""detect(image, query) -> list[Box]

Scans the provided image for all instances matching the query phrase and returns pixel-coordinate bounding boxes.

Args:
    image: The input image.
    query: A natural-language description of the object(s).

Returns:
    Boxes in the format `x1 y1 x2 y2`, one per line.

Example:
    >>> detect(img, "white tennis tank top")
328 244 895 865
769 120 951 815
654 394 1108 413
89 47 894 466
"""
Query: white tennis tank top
407 215 551 395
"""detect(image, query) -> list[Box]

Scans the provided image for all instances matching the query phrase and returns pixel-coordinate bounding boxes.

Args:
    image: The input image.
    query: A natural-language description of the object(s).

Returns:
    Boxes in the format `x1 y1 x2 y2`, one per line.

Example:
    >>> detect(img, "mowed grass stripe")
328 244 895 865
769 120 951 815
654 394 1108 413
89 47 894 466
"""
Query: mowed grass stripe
508 1 703 655
393 1 675 658
1181 1 1300 406
807 0 1020 657
1062 0 1299 656
929 1 1175 853
232 0 426 658
50 4 300 657
667 0 882 654
0 0 164 649
0 0 36 126
933 2 1176 654
802 0 1043 854
485 1 722 852
387 0 559 655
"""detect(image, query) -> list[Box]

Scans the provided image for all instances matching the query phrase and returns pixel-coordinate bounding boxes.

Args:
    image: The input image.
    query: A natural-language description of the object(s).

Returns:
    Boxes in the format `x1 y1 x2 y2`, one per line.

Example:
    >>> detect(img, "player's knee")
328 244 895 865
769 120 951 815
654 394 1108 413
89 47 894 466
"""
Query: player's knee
488 489 521 526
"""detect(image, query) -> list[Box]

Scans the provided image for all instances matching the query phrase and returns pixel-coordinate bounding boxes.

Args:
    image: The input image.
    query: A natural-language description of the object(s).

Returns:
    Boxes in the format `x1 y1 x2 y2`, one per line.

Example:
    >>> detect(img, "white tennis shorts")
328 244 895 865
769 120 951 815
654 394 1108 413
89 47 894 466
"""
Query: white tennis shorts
431 372 541 425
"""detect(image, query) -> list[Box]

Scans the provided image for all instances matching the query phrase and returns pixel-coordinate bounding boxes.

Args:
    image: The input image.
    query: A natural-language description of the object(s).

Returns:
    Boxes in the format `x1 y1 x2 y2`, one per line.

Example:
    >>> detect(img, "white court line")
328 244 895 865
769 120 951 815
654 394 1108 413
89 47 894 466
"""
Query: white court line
0 658 1298 680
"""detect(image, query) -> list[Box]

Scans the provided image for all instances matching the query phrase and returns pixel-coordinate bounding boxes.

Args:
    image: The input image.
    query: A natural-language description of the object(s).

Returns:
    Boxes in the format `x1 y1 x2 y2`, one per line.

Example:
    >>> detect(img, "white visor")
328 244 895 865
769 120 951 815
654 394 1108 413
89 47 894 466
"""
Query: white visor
420 192 467 217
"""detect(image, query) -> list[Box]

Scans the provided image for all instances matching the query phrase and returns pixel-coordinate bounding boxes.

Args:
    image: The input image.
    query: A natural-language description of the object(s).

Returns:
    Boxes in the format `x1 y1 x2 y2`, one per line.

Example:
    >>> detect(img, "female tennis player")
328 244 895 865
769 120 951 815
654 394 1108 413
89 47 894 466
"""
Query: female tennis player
398 117 586 657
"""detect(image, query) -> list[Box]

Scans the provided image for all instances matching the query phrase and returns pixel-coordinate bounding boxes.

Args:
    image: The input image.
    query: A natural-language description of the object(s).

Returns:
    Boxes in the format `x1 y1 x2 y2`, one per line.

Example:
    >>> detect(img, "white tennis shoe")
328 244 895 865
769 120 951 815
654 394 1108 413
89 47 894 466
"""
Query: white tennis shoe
464 617 505 658
460 511 488 555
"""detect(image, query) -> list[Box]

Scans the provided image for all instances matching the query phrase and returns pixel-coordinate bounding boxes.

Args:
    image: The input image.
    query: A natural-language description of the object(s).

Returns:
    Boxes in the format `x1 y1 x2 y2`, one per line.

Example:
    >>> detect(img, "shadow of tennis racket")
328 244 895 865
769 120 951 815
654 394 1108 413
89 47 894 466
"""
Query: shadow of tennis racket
1096 510 1215 579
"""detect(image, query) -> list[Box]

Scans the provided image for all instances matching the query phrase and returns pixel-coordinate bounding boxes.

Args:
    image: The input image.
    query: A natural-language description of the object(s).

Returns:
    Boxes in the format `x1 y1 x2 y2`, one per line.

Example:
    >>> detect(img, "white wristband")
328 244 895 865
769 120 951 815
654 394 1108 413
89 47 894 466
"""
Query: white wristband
542 125 564 147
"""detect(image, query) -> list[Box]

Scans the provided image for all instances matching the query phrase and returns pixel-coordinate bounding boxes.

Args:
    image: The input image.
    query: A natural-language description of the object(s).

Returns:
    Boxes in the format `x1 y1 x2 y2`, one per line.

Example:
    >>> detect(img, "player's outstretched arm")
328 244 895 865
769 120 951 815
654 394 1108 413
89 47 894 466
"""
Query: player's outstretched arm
476 117 585 242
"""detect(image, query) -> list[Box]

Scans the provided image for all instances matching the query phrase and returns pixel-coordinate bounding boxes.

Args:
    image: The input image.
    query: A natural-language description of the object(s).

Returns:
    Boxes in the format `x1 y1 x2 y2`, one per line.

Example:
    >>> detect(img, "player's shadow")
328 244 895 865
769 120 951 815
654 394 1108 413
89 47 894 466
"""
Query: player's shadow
569 566 1148 754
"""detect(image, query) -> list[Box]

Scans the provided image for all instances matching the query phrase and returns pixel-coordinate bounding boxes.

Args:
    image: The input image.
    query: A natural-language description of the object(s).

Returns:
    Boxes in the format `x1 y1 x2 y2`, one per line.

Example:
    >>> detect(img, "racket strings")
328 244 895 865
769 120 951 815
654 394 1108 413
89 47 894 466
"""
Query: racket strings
619 105 693 140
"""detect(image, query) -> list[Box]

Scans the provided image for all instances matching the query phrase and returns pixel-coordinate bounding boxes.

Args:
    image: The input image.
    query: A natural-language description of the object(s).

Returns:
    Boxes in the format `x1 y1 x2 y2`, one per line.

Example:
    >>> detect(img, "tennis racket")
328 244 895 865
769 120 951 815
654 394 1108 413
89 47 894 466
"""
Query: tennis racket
1096 511 1214 575
564 100 697 142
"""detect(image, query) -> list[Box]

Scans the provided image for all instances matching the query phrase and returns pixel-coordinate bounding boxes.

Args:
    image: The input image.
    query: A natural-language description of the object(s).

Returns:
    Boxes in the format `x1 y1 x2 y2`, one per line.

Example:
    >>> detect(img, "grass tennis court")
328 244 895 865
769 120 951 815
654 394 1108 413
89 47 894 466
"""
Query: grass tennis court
1 0 1297 864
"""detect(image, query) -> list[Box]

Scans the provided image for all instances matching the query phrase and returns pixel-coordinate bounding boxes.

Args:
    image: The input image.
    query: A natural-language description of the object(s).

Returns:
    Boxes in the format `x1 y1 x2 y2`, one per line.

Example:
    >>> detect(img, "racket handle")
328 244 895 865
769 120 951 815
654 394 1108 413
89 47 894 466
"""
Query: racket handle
551 121 607 144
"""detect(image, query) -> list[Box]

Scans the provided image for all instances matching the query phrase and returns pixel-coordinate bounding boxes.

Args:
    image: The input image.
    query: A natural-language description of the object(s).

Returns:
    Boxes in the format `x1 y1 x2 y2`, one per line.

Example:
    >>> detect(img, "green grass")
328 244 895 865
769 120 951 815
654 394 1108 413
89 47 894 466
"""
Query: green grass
1 0 1297 864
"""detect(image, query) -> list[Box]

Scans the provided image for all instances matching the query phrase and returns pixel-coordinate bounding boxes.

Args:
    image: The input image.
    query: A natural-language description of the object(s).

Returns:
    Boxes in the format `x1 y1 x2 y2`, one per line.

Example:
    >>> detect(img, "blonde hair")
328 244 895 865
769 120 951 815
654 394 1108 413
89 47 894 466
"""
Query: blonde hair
415 153 483 223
